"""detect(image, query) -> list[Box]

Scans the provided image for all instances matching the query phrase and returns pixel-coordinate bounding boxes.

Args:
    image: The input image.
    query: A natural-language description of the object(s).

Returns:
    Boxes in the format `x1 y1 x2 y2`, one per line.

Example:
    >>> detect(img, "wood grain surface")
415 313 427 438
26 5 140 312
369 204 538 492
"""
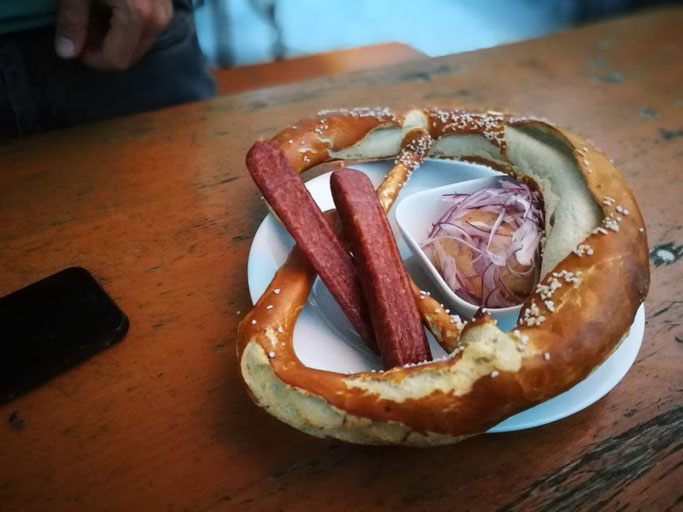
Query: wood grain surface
211 42 426 95
1 7 681 511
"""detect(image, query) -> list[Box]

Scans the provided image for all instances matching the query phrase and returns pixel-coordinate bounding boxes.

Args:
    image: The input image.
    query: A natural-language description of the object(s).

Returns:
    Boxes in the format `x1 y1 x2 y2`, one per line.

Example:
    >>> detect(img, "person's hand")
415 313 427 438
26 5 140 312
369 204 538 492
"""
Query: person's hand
55 0 174 70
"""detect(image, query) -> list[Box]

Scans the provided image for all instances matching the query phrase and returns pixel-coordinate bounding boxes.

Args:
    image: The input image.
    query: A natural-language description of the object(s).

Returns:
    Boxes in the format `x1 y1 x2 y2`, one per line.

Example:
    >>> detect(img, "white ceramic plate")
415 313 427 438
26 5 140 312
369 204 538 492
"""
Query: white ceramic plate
246 159 644 433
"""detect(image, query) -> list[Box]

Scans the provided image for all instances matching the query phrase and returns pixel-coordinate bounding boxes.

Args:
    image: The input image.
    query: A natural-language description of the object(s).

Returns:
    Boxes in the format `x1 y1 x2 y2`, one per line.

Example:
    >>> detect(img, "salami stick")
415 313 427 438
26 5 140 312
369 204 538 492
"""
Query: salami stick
330 168 431 368
246 141 376 348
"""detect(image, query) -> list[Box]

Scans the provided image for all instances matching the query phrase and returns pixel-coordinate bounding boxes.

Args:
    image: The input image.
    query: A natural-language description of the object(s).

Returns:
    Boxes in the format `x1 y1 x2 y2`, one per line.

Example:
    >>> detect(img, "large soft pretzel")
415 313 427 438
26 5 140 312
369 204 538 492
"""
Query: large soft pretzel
238 107 650 446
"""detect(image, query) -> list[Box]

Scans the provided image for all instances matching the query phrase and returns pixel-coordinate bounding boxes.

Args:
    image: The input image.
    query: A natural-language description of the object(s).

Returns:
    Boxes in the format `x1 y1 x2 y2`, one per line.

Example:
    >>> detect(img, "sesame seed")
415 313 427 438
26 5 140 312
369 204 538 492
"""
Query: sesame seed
266 305 273 310
434 308 441 313
251 320 257 325
268 351 275 358
583 159 589 166
544 352 551 360
273 289 280 294
277 326 284 333
639 227 645 233
623 209 629 215
420 295 425 300
490 370 499 378
236 310 241 315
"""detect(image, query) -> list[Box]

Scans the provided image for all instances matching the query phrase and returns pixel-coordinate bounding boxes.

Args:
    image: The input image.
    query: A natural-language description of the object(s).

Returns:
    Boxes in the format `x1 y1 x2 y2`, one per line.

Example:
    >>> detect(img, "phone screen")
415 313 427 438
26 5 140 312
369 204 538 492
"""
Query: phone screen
0 267 129 404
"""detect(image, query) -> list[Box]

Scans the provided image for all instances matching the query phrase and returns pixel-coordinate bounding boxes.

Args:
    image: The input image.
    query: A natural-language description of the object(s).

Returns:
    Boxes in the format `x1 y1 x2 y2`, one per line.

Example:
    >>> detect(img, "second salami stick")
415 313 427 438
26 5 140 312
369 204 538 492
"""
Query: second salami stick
330 168 431 369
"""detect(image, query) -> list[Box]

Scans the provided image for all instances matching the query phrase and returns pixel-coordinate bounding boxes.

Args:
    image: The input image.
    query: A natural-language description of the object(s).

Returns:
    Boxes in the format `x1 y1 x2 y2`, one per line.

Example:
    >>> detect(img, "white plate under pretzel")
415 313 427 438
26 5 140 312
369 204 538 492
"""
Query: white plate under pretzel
246 159 645 433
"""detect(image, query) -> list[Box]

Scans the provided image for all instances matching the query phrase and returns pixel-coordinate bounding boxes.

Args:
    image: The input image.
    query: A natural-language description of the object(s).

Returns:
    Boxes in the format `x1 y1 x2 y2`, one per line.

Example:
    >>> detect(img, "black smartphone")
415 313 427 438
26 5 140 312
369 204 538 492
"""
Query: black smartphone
0 267 129 404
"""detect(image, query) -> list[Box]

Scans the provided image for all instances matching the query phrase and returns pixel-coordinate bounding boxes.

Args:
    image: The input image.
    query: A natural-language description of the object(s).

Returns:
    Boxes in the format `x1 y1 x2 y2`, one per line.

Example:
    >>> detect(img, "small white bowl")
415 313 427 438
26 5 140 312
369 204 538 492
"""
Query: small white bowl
395 176 523 331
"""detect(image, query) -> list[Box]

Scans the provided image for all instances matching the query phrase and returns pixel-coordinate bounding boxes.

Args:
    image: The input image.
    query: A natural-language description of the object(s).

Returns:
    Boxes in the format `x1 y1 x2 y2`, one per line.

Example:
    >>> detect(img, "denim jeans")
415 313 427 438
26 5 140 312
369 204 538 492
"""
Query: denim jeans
0 4 215 138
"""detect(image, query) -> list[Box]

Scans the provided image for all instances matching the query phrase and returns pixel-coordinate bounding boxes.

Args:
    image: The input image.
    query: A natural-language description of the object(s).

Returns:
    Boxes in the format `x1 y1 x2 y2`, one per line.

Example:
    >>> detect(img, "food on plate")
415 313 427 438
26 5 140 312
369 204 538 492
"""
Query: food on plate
331 168 431 369
238 107 650 446
422 180 544 308
246 140 376 348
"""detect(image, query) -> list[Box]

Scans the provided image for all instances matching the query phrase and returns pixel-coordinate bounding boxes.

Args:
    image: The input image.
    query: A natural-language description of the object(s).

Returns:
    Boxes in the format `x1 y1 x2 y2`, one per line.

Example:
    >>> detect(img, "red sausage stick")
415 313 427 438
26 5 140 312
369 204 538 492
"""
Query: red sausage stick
246 141 376 348
330 168 431 368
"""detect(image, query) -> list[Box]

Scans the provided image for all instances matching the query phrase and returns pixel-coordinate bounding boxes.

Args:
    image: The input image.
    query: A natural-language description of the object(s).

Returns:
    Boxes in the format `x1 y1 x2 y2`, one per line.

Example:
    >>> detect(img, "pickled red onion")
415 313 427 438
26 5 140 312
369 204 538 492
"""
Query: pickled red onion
422 180 544 308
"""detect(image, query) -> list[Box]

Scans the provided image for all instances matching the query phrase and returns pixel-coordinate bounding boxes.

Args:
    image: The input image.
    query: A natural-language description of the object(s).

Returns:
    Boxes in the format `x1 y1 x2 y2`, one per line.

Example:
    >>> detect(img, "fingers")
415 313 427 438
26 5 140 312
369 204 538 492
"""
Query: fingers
81 0 174 71
55 0 91 59
133 1 174 63
82 4 141 70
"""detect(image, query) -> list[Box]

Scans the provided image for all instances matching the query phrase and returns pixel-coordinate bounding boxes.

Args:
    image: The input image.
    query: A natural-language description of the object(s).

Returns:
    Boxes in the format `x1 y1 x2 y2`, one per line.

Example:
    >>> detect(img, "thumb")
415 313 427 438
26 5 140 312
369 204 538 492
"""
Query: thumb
55 0 91 59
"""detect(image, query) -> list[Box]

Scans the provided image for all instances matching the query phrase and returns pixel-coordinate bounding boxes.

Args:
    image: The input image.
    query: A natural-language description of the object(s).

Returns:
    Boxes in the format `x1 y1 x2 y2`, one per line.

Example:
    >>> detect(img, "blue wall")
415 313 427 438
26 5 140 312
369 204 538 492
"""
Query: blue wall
194 0 584 67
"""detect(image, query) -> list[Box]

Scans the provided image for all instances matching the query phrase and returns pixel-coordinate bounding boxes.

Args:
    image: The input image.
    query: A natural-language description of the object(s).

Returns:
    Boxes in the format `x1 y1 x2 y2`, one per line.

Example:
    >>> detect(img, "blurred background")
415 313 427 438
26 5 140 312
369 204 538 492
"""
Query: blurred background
0 0 669 137
193 0 664 68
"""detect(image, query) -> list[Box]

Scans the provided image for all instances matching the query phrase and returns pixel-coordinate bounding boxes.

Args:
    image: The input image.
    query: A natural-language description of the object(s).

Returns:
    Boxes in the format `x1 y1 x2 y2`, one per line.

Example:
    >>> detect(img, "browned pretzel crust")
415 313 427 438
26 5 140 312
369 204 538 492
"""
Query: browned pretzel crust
238 107 650 446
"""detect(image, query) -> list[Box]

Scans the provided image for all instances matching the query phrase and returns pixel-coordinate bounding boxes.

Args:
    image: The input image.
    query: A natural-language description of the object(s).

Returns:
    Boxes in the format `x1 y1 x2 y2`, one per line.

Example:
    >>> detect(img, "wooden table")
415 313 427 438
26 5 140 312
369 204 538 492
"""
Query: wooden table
211 42 426 95
1 7 681 511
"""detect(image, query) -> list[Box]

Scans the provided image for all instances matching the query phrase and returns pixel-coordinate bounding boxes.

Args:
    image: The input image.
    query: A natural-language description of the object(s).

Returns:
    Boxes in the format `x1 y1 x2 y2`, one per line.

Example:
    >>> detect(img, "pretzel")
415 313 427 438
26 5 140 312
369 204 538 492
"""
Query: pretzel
238 107 650 446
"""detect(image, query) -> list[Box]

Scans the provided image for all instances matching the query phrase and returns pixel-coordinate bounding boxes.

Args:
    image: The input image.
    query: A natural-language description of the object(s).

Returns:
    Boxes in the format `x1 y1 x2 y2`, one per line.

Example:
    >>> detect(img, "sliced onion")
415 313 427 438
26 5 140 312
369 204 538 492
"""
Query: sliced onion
422 180 544 308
